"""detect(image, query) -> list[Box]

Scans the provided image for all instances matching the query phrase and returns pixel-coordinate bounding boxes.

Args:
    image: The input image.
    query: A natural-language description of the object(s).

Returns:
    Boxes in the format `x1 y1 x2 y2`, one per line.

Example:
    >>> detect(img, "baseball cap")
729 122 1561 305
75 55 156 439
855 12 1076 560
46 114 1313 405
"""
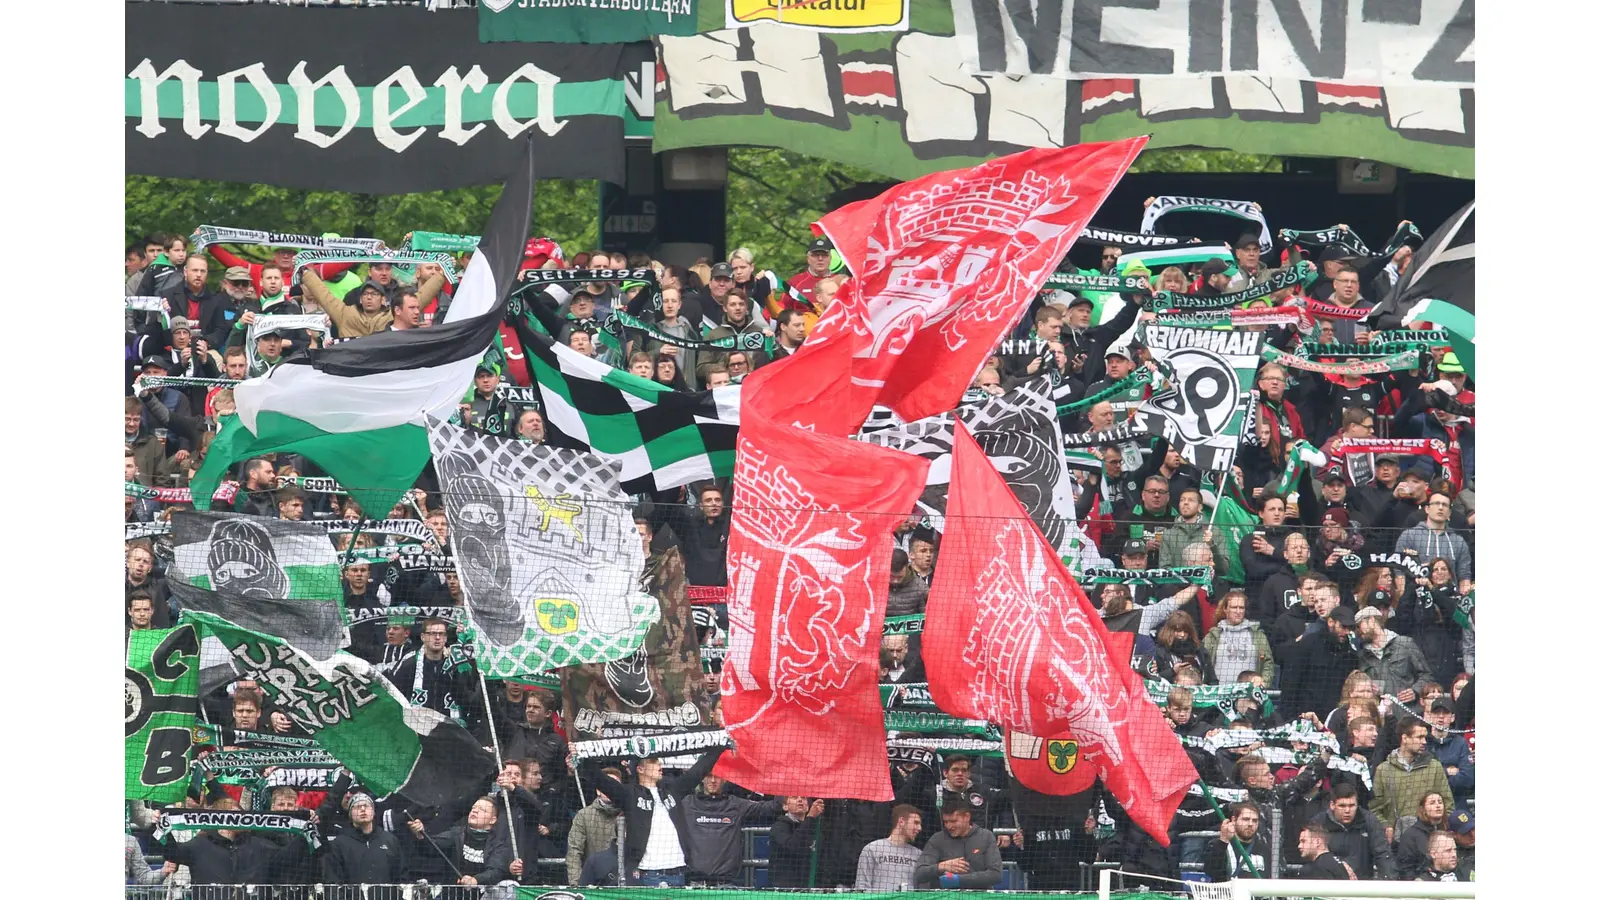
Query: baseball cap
1447 809 1474 834
1375 454 1402 465
223 266 252 283
141 355 172 372
1235 232 1262 249
1353 606 1385 624
1318 470 1346 485
1105 344 1132 361
709 262 734 279
1430 697 1456 715
169 317 193 334
1122 539 1148 557
1316 245 1357 266
807 236 834 254
360 279 388 297
1067 294 1094 309
1200 259 1230 278
1327 606 1356 627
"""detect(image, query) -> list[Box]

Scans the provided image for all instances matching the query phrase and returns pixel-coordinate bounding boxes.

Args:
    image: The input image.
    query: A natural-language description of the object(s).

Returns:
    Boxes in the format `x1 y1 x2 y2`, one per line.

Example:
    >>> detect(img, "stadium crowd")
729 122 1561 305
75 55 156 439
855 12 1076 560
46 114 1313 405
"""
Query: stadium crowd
124 205 1476 894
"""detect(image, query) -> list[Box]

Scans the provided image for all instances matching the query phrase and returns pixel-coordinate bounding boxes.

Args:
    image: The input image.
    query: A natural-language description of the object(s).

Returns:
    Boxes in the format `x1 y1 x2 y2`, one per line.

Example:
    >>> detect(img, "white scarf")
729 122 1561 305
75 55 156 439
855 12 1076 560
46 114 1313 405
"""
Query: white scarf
1141 196 1272 252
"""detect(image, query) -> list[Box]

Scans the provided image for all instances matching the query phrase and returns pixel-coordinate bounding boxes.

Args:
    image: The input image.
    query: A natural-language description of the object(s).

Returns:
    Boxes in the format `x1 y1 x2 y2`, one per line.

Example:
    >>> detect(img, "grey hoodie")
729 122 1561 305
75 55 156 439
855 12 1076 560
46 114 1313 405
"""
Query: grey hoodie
1394 523 1472 579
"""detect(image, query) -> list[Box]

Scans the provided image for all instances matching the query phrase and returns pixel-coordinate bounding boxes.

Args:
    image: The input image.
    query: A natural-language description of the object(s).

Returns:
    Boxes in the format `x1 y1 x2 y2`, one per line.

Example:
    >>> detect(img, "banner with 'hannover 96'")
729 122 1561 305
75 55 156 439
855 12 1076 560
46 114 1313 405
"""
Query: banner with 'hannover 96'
126 4 631 192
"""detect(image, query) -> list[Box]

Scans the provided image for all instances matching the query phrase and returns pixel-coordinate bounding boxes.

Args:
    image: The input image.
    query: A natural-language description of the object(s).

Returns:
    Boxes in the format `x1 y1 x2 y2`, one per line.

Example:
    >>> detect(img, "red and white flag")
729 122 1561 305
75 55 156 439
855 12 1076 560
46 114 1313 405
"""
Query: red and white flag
1005 728 1099 797
714 331 931 800
926 420 1194 841
809 139 1146 426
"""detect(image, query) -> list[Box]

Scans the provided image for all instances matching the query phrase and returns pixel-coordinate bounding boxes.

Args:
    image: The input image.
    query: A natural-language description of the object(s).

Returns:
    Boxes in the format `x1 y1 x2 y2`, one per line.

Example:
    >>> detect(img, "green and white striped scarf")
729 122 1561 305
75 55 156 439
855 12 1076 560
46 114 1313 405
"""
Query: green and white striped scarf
1141 197 1272 252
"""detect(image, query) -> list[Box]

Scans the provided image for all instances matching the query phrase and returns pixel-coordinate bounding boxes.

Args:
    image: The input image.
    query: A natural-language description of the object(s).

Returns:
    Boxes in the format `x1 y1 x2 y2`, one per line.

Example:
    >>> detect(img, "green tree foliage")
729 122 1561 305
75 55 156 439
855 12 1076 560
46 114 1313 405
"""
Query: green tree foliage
724 148 882 276
124 176 599 259
1129 149 1283 174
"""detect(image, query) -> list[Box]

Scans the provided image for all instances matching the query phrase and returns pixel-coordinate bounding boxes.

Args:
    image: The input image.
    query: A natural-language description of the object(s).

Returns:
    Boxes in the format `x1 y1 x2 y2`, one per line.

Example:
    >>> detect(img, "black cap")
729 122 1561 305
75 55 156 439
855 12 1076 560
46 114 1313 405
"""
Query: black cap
807 237 834 254
141 355 172 372
1430 697 1456 715
1066 294 1093 309
1122 539 1148 556
1235 232 1262 249
709 262 734 279
1327 606 1356 628
1317 245 1357 266
1200 259 1230 277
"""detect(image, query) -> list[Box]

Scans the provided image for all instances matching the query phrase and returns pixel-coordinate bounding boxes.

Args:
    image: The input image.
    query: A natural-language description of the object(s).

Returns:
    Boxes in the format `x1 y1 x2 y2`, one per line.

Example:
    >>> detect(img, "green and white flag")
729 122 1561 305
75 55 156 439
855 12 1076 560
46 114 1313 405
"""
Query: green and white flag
166 511 346 693
126 625 200 802
188 142 536 516
183 610 497 809
427 418 660 678
1132 325 1267 472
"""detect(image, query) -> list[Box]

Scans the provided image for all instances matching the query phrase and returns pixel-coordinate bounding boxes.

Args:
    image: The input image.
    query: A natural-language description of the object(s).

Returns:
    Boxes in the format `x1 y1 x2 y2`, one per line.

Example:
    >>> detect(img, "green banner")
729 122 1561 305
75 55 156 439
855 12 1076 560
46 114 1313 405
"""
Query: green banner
654 17 1472 180
480 0 702 43
126 626 201 802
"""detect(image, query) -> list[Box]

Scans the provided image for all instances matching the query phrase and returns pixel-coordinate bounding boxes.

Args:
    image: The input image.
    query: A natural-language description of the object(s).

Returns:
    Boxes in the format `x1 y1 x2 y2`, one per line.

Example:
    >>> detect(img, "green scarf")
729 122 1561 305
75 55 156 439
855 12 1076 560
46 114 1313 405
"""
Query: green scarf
1056 366 1158 413
406 231 480 252
1044 271 1150 293
1262 345 1420 375
1453 590 1475 630
153 810 322 850
1146 678 1275 720
1153 262 1316 310
1082 566 1214 586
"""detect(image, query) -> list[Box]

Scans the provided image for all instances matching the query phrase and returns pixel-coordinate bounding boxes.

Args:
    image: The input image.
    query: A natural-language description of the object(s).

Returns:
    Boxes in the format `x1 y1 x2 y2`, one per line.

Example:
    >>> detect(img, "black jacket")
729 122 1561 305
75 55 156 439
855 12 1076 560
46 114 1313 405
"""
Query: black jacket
1060 297 1141 385
681 790 784 879
161 283 232 350
423 824 513 884
1254 570 1305 634
1395 819 1443 880
768 814 818 888
1310 807 1397 879
580 749 725 874
503 722 568 786
1278 625 1358 719
675 508 731 587
160 830 308 885
1203 834 1268 881
321 826 406 885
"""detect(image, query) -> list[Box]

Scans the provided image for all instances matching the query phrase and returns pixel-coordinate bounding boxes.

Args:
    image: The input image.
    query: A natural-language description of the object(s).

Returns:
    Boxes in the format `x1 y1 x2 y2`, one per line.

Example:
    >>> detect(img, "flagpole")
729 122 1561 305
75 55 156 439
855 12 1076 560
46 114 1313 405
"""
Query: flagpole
477 664 523 871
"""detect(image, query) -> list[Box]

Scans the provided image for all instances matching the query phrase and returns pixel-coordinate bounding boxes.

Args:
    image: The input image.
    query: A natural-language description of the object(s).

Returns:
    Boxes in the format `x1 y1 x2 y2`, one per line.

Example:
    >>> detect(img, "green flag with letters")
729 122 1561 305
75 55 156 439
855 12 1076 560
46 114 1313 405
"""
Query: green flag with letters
126 625 201 802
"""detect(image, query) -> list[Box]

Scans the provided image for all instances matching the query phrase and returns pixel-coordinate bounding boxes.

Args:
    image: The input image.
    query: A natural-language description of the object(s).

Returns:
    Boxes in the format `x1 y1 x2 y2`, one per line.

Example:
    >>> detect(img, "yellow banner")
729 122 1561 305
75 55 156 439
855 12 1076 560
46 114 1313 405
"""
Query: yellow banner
726 0 909 32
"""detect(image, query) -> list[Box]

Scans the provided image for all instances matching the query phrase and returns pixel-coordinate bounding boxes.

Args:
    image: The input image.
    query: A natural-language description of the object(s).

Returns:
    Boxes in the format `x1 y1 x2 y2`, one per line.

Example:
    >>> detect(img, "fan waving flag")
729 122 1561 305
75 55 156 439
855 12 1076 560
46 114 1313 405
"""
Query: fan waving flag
809 139 1145 427
715 332 931 800
190 139 537 516
926 421 1195 842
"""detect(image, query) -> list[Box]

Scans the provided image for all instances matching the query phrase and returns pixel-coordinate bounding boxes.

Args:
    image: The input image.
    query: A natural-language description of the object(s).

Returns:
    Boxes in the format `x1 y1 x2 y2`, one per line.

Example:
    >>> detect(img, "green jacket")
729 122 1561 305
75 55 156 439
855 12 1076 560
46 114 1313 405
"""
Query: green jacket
1370 749 1455 831
1159 519 1231 576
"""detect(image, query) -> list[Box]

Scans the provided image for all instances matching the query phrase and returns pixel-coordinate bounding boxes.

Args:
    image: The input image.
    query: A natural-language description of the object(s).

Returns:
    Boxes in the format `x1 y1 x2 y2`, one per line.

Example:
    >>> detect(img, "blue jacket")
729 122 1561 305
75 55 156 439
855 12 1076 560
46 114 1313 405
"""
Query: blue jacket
1426 731 1474 801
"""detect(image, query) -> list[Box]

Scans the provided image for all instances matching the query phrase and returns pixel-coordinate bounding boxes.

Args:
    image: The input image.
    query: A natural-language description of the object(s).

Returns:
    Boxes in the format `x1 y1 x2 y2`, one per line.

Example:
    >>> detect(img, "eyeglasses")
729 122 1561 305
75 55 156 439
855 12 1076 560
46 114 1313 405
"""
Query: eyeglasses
1426 500 1451 508
1144 488 1169 494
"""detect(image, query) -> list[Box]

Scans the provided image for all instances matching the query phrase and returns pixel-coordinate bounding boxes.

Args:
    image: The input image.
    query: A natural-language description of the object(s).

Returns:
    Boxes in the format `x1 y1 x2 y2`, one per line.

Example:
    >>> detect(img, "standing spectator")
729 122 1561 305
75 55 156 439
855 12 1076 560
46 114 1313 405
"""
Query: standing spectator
855 804 924 890
907 535 937 588
768 796 826 888
1393 558 1466 681
785 237 835 313
406 796 515 890
126 542 173 627
1278 601 1359 719
1153 611 1215 684
770 308 808 361
912 797 1002 889
676 484 730 588
1354 608 1433 702
322 791 406 888
1296 824 1358 881
1256 536 1313 634
937 755 1005 832
681 770 783 885
565 772 622 885
1394 493 1473 580
503 692 567 784
1204 590 1274 685
886 549 929 617
1394 791 1450 880
1160 488 1229 575
579 749 726 886
1371 720 1455 836
1422 698 1474 805
1415 831 1461 882
1203 801 1268 882
386 618 481 726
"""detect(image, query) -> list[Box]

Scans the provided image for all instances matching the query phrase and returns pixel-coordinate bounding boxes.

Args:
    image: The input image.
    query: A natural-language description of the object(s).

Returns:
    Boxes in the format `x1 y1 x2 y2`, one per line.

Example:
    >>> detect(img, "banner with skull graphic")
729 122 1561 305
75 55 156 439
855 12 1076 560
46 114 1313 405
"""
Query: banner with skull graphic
166 511 347 693
426 418 660 679
858 377 1109 569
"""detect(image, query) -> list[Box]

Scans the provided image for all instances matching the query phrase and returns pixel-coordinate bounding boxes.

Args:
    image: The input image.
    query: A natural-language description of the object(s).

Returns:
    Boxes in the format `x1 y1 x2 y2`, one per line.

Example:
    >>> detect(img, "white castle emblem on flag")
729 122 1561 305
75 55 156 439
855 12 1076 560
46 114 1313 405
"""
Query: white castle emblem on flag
969 521 1126 764
722 443 875 728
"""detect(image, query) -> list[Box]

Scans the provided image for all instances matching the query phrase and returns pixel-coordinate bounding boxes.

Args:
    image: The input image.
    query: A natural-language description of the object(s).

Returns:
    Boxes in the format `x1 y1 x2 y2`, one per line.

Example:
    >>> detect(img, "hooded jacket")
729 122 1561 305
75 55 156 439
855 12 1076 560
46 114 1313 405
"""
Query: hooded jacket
1393 523 1473 580
426 823 513 884
1357 630 1434 698
579 748 725 875
1308 807 1396 879
566 798 622 884
1424 731 1475 802
1203 619 1275 684
1394 818 1445 880
1371 749 1455 831
303 270 393 338
1254 568 1307 633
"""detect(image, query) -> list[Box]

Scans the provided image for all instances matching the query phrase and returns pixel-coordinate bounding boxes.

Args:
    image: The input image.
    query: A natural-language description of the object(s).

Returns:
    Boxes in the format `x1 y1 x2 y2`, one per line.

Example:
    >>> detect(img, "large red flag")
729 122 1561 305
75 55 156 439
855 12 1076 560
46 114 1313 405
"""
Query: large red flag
1005 728 1099 797
809 139 1146 426
714 331 931 800
927 420 1195 841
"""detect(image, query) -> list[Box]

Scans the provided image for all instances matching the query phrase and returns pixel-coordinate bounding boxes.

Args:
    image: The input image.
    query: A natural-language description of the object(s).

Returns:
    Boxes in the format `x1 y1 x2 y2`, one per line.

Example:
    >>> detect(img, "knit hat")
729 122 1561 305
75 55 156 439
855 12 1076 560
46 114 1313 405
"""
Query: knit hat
169 317 192 334
206 519 289 599
347 791 375 811
1321 508 1351 528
